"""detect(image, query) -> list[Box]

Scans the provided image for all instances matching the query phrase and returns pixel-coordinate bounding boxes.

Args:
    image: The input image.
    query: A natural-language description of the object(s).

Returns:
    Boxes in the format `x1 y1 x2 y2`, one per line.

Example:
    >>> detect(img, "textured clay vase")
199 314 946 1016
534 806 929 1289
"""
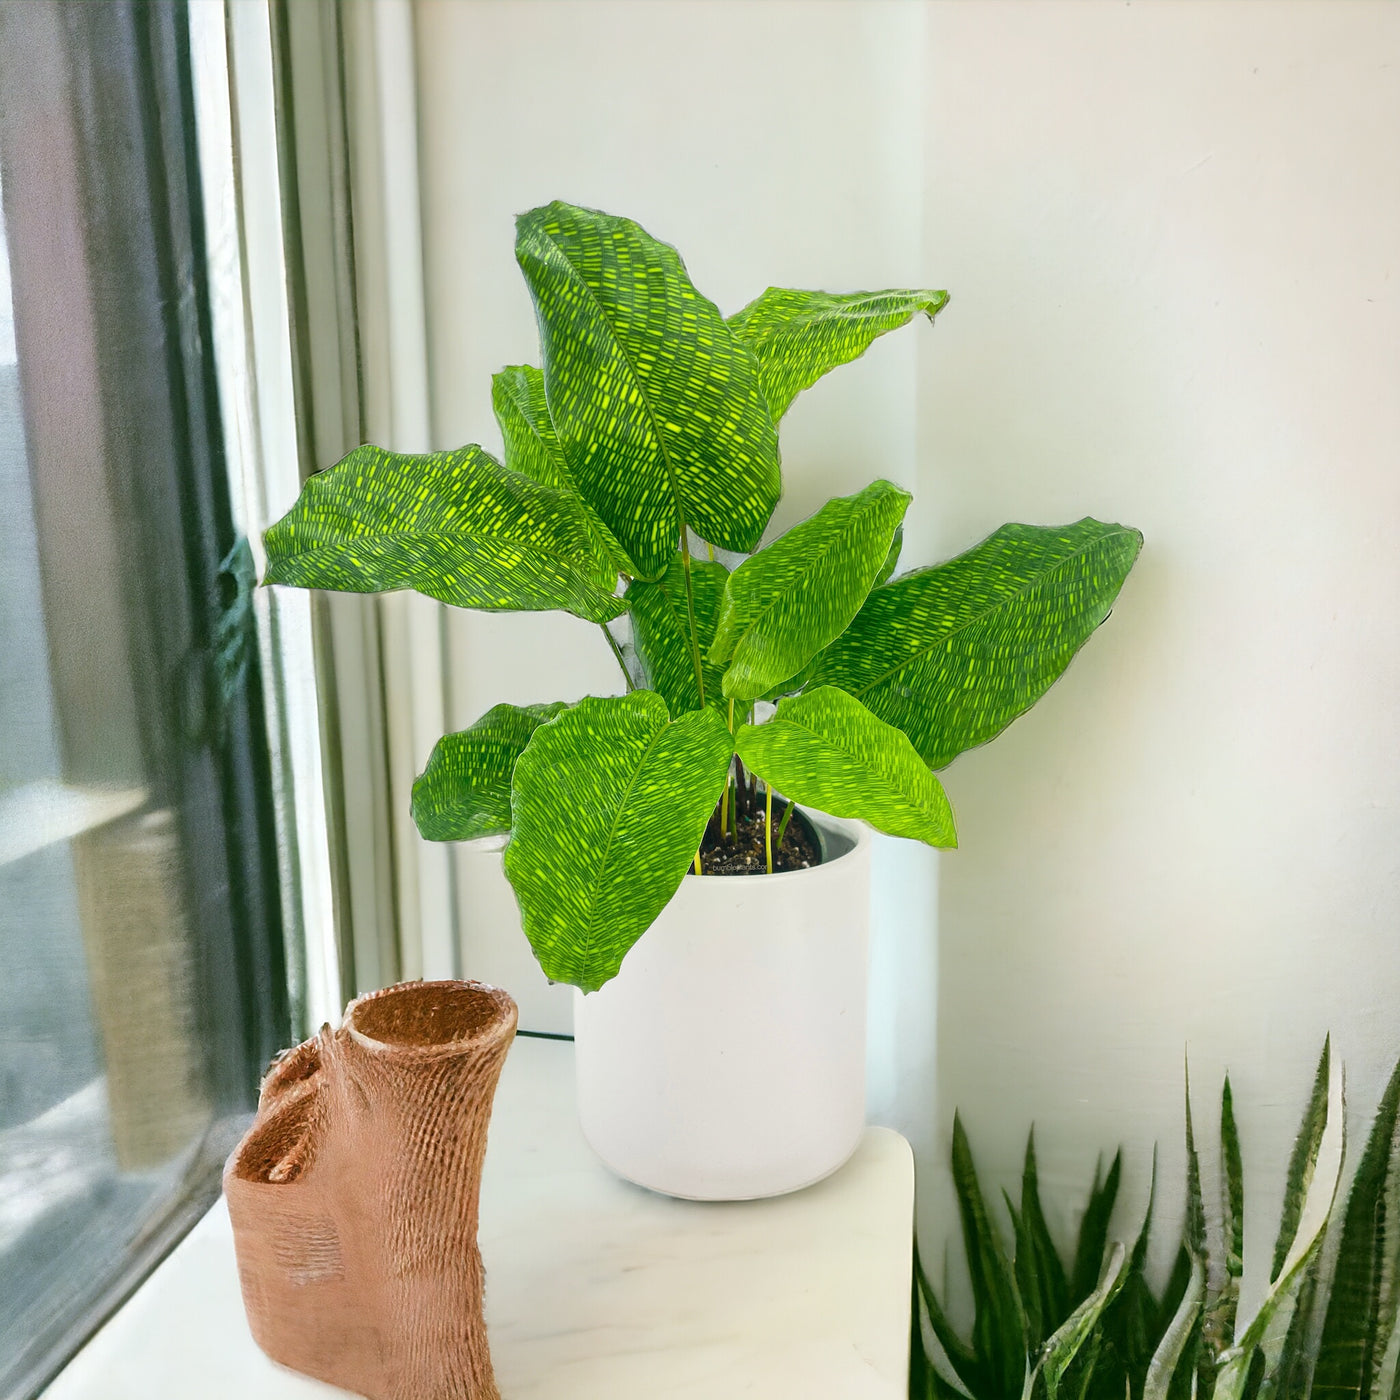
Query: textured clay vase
225 979 517 1400
573 816 871 1201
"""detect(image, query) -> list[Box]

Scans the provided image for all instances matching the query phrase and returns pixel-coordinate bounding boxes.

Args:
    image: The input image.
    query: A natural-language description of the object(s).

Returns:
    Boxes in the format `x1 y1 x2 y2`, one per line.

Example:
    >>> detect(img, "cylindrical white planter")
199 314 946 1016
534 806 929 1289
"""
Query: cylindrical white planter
572 816 871 1201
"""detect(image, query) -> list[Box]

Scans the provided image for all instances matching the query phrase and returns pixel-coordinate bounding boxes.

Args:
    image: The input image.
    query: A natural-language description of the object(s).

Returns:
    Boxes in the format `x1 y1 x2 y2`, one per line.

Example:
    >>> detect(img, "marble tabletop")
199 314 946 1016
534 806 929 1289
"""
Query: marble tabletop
44 1035 914 1399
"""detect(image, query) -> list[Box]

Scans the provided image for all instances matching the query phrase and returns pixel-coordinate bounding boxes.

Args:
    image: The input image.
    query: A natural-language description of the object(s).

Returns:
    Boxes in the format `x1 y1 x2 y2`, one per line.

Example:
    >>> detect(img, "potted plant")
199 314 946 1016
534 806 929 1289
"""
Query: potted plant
264 200 1141 1200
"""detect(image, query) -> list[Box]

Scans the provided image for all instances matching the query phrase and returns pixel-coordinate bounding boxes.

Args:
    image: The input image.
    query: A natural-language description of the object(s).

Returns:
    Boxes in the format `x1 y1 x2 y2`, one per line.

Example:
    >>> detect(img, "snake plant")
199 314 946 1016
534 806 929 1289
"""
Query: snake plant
913 1039 1400 1400
264 200 1141 991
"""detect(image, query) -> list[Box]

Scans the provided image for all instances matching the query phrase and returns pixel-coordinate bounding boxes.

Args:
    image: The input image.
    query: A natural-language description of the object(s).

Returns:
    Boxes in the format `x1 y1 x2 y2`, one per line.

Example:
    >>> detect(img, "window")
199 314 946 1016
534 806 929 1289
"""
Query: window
0 6 289 1394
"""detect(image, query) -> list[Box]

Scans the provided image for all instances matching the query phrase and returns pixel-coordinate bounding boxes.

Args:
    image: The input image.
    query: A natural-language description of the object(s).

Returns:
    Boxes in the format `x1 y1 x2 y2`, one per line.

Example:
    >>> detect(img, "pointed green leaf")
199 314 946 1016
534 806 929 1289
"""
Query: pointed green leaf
1073 1152 1123 1305
952 1113 1029 1400
516 202 780 579
806 519 1143 768
711 478 911 702
1314 1053 1400 1400
1017 1130 1072 1347
916 1244 988 1400
727 286 949 419
1144 1255 1205 1400
735 687 956 846
625 555 729 715
503 693 732 991
1272 1038 1331 1283
411 702 566 841
262 442 625 623
1029 1244 1128 1400
1100 1149 1162 1397
492 363 637 577
1203 1077 1246 1363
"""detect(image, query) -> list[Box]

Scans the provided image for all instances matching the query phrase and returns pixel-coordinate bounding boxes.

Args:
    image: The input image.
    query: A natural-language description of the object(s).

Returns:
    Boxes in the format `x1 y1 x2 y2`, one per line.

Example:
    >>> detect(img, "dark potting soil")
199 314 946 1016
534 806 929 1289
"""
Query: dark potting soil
692 800 822 877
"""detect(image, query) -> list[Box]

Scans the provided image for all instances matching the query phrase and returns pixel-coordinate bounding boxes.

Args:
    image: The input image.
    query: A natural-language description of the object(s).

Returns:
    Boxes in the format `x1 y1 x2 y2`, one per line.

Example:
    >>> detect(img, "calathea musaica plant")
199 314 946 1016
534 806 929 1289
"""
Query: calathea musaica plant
264 201 1142 992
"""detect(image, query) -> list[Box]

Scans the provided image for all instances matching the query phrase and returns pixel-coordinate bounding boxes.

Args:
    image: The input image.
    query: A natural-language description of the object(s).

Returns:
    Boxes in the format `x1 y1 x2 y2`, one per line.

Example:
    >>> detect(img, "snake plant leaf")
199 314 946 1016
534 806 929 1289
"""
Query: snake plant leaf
1102 1147 1162 1389
503 693 732 991
1144 1255 1205 1400
952 1113 1029 1400
1071 1150 1122 1306
411 702 566 842
711 479 912 702
915 1244 988 1400
1203 1077 1246 1364
1015 1130 1071 1350
1272 1037 1331 1283
727 286 949 420
515 202 781 579
1313 1053 1400 1400
1028 1243 1128 1400
735 688 956 847
625 555 730 715
806 519 1142 769
262 442 625 623
492 364 637 577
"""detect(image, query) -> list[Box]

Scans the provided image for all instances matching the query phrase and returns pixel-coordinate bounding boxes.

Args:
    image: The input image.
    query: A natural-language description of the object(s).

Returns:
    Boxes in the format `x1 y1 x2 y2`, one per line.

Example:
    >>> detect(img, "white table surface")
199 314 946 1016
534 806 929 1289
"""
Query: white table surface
44 1035 913 1399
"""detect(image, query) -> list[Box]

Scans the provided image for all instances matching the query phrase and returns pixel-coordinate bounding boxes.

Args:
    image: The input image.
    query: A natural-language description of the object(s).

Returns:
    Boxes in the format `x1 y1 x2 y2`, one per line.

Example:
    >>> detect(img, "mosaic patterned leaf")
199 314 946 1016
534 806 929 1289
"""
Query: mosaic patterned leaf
735 687 955 847
874 524 903 590
727 287 949 419
806 518 1142 768
626 555 730 715
492 363 636 577
263 442 625 623
504 693 733 991
515 202 781 579
411 702 566 842
710 479 910 703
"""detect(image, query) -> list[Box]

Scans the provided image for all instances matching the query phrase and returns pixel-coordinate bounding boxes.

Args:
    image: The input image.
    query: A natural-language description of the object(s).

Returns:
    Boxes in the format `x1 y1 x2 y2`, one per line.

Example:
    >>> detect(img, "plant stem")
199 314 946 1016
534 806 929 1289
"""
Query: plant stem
776 798 795 851
706 540 715 562
765 784 773 874
693 849 703 876
678 528 707 707
600 623 634 690
720 761 730 840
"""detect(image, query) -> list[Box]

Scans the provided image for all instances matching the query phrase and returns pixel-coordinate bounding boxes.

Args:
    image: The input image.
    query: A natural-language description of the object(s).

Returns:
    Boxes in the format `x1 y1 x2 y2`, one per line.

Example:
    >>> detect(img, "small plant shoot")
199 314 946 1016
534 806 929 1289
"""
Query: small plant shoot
264 201 1142 991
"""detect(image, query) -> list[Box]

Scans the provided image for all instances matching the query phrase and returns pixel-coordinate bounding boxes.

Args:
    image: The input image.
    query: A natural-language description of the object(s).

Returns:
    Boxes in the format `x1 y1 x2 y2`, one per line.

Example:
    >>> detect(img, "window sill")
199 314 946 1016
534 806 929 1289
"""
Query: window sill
41 1036 913 1399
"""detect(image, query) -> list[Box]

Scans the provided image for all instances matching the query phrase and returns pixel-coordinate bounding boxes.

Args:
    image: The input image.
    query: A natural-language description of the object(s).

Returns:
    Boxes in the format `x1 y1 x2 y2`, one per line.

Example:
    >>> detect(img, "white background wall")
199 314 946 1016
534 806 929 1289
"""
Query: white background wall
411 0 1400 1319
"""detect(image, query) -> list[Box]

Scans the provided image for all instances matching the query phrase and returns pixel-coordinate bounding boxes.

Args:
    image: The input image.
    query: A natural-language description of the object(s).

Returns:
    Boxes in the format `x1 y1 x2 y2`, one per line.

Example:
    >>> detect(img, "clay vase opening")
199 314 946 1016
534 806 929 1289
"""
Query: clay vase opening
225 980 517 1400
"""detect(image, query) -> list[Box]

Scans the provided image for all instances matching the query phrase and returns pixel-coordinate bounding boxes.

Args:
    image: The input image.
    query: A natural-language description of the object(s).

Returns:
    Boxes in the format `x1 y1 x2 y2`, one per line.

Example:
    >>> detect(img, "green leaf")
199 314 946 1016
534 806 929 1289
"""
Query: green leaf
1313 1053 1400 1400
411 702 566 841
1028 1244 1128 1400
952 1113 1029 1400
625 555 730 715
1143 1255 1205 1400
806 519 1143 769
503 693 732 991
262 442 625 623
492 363 636 577
1272 1038 1331 1283
711 478 911 702
727 286 949 419
1073 1152 1123 1306
916 1244 987 1400
735 687 956 847
875 524 904 590
1016 1130 1072 1348
515 201 780 579
1210 1077 1246 1356
1100 1149 1161 1400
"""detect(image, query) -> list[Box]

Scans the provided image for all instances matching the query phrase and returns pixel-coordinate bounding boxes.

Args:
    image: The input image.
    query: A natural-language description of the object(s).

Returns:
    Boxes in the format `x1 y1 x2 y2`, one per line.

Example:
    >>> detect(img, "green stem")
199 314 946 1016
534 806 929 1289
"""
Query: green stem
720 762 730 840
693 848 703 876
776 798 796 851
600 623 634 690
678 529 706 707
765 783 773 874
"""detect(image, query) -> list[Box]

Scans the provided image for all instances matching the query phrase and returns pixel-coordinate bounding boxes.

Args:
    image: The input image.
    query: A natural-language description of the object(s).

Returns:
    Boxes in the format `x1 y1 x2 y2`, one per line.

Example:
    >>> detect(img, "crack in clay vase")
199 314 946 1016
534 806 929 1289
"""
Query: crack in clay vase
224 980 518 1400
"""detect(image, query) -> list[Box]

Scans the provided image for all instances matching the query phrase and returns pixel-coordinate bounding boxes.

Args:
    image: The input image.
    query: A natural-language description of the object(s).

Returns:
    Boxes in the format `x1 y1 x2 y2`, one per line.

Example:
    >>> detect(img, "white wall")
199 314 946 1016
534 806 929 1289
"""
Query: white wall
411 0 1400 1319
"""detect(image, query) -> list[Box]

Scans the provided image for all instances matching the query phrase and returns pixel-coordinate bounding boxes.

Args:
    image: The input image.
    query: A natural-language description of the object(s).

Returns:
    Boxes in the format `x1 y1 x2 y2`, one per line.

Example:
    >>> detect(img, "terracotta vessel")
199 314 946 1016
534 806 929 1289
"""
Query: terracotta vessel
224 979 518 1400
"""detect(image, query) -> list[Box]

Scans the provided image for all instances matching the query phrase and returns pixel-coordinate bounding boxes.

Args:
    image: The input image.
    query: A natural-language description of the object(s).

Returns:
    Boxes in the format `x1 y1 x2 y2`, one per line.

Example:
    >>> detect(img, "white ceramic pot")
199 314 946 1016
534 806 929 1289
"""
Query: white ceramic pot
572 816 871 1201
